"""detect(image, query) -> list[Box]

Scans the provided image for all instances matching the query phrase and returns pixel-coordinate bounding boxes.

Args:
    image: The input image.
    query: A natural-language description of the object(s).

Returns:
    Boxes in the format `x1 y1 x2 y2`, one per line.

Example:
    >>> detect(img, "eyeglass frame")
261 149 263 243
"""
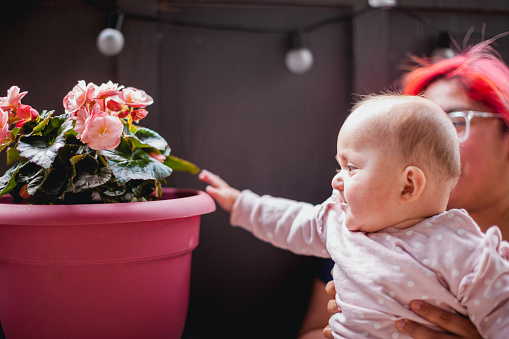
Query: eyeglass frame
447 111 505 142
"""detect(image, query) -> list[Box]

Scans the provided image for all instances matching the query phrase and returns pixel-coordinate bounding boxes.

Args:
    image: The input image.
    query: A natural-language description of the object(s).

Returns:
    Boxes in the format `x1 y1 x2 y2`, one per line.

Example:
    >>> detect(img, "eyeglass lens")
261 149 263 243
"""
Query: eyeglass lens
450 115 467 140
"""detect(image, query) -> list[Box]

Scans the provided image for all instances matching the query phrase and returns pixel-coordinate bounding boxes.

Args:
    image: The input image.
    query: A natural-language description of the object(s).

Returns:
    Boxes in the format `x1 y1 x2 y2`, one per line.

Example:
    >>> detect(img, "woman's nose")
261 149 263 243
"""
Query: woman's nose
331 172 344 191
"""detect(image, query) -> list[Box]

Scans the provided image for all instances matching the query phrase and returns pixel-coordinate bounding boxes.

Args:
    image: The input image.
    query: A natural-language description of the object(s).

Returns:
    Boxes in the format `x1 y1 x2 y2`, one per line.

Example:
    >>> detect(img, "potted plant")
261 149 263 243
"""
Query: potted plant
0 81 215 339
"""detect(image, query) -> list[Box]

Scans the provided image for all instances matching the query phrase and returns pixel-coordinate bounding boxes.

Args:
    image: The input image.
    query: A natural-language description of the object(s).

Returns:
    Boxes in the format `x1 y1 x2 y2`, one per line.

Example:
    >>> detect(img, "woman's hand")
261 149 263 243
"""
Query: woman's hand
198 170 240 212
323 277 341 339
396 300 482 338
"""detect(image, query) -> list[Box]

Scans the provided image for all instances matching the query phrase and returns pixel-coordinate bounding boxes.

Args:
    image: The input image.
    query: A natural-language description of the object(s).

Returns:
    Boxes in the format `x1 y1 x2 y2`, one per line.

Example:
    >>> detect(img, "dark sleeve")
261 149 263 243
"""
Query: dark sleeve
318 258 334 283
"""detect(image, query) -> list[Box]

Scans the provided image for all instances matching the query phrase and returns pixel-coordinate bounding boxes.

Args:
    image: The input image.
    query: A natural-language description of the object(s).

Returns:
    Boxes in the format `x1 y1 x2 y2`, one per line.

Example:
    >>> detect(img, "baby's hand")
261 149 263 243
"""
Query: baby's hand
198 170 240 212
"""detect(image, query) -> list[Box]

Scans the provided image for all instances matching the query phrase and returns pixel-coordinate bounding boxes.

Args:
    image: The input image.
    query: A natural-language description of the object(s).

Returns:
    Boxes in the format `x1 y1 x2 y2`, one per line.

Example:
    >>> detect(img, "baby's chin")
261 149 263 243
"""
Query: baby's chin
344 220 364 232
344 217 380 232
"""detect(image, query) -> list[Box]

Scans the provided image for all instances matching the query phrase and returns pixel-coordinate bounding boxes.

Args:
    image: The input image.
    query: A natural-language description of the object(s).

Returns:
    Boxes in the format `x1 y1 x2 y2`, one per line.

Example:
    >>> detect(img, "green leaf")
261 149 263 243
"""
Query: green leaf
0 162 21 196
100 140 173 185
17 115 73 169
17 136 64 169
32 111 53 135
16 161 43 183
0 137 13 153
99 179 157 203
125 127 169 152
74 167 112 192
45 114 74 138
38 164 69 198
71 154 112 192
25 169 45 195
7 148 20 165
164 155 200 174
20 143 80 204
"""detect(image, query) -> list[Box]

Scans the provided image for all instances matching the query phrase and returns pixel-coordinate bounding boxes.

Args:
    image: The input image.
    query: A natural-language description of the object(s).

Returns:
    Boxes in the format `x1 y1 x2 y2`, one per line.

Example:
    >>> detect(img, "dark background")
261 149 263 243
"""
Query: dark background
1 1 509 338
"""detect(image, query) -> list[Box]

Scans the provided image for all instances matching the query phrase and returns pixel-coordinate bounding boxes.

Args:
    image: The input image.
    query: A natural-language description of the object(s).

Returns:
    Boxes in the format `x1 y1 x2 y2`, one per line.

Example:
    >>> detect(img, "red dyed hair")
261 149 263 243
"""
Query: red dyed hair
401 35 509 127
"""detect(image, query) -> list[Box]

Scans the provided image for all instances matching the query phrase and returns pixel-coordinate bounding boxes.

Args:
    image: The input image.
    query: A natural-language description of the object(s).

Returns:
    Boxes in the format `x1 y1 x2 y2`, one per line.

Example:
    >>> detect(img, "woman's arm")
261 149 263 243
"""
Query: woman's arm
298 279 331 339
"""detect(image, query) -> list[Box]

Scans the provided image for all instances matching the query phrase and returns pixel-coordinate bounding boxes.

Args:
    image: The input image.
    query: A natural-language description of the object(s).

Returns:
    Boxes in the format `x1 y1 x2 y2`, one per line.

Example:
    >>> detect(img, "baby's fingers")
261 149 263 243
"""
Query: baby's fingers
201 174 240 212
199 170 230 189
204 185 224 202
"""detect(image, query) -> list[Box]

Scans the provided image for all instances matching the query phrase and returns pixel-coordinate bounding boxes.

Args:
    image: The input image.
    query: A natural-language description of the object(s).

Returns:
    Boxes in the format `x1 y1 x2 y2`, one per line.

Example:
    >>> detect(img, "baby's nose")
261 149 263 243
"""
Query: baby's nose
331 173 344 191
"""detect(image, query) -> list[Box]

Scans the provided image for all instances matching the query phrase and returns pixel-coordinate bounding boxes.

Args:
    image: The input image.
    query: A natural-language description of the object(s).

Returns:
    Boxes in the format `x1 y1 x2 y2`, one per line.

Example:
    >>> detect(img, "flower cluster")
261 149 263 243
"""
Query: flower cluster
0 86 39 141
0 81 198 204
63 81 153 151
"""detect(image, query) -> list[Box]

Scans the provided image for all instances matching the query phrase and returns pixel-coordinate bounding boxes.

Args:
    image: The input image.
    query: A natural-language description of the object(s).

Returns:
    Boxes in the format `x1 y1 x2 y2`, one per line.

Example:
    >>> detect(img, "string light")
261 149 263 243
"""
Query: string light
285 32 314 74
431 31 455 61
86 2 474 70
97 10 125 57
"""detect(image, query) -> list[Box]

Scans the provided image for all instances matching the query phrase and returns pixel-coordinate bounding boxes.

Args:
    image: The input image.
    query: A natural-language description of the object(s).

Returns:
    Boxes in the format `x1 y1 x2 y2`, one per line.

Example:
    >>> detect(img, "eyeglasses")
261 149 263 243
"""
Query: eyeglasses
447 111 505 142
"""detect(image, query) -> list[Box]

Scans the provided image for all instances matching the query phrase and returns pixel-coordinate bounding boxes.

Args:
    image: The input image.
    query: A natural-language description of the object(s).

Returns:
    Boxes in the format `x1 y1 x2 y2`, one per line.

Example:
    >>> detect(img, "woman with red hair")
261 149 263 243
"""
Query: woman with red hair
396 38 509 338
319 38 509 339
401 38 509 239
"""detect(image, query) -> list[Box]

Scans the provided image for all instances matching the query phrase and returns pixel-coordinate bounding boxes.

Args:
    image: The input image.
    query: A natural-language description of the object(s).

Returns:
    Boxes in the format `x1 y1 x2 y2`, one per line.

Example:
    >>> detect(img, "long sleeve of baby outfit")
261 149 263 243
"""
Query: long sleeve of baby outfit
455 226 509 338
230 190 330 258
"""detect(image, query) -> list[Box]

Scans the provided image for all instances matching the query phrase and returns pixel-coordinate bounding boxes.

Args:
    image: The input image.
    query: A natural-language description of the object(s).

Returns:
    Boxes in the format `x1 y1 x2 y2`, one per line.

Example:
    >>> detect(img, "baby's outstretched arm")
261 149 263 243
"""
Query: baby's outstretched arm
198 170 240 212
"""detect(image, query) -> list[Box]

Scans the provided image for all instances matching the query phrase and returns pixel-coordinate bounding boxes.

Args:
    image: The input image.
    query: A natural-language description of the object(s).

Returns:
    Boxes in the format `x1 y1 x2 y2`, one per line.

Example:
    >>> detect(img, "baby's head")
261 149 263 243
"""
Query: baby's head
350 94 460 185
333 94 460 231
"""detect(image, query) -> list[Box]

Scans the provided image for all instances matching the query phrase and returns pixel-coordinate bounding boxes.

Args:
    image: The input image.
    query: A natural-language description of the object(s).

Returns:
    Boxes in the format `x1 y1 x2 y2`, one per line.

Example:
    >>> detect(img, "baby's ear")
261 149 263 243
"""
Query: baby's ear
400 166 426 204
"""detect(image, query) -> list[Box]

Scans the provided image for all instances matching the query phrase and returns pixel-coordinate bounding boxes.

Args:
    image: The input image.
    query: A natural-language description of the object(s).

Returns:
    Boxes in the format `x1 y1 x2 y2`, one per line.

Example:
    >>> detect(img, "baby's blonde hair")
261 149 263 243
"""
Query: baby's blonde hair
350 94 461 185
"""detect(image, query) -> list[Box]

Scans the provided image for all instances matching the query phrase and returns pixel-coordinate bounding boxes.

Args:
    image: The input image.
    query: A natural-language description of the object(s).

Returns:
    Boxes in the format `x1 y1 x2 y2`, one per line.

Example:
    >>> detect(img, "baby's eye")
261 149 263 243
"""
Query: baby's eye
347 164 357 171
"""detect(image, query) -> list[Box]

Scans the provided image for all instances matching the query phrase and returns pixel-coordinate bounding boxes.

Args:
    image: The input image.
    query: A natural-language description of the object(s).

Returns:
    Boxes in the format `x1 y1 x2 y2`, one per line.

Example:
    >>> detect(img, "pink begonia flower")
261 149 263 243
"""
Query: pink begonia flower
0 86 27 110
94 81 122 100
74 107 92 143
131 108 148 122
121 87 153 108
117 110 130 119
0 108 8 141
106 99 123 112
63 80 97 116
84 108 124 150
16 104 39 121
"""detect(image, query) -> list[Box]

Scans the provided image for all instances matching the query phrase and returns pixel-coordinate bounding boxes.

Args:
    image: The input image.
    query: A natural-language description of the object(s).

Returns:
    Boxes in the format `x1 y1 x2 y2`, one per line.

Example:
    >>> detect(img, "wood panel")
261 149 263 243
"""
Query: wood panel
353 7 509 95
1 1 509 338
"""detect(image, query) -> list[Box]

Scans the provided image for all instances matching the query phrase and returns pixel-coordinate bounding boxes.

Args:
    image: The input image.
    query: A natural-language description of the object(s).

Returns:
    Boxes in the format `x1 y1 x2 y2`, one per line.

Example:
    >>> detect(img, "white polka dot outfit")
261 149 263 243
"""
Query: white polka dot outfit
231 190 509 338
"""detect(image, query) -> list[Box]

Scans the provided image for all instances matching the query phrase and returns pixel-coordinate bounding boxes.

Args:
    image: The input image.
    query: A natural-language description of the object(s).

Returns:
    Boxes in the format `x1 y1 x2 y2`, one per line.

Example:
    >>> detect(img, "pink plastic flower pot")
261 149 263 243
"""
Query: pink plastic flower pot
0 188 215 339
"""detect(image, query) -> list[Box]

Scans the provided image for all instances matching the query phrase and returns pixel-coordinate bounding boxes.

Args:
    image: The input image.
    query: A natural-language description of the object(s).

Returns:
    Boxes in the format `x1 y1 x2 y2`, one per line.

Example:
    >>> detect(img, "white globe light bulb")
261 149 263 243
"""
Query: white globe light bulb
285 48 314 74
97 28 125 57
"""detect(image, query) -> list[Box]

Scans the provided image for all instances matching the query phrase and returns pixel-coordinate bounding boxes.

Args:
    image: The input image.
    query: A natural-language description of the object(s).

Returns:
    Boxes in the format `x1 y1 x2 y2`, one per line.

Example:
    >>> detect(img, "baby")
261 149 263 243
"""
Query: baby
199 94 509 338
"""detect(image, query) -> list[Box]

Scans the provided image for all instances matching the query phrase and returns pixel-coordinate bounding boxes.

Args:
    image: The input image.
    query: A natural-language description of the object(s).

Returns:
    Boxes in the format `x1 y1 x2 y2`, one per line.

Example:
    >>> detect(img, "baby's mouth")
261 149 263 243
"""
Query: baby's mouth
338 193 347 208
333 190 347 208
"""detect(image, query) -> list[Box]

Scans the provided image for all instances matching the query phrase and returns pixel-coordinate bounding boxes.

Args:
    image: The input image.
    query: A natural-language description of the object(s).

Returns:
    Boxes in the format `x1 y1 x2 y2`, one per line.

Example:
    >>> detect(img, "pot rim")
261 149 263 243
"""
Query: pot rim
0 187 216 225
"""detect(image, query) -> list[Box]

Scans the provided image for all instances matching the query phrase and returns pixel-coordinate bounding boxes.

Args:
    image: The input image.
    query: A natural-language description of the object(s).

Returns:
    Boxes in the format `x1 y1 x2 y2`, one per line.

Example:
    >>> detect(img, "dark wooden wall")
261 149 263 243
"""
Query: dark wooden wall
1 1 508 338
